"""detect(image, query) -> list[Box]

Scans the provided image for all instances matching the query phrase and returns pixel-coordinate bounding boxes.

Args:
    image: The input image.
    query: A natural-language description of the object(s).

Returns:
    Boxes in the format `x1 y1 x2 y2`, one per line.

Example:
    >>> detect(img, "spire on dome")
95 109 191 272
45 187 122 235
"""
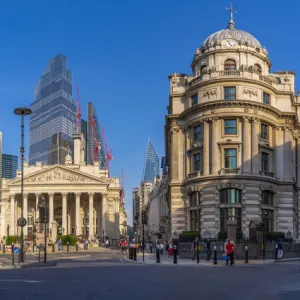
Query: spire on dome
226 3 237 29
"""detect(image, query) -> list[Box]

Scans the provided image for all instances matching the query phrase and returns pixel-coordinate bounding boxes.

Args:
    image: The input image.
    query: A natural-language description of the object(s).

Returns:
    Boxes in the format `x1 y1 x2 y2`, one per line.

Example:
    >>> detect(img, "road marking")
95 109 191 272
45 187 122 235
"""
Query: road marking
0 280 43 283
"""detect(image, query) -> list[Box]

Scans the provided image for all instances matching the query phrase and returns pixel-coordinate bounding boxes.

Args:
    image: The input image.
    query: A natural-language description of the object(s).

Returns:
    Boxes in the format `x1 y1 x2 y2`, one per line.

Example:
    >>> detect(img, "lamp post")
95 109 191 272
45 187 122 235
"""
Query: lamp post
262 210 268 261
14 107 32 264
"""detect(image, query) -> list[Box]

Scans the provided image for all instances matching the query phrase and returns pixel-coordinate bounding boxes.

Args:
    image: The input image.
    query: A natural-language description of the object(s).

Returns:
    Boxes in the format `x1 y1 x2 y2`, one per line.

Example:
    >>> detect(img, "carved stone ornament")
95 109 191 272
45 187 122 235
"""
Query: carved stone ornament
202 89 217 99
260 185 276 194
243 88 258 97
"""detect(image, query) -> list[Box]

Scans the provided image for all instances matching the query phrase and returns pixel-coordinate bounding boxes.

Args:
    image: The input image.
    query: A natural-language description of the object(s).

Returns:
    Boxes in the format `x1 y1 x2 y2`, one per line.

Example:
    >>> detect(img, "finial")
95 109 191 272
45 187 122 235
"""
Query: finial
225 3 237 29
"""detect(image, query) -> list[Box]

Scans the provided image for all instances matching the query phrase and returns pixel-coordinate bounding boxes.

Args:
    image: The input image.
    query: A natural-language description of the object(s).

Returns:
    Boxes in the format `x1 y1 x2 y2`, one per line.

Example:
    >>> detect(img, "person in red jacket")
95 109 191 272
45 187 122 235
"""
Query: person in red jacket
226 240 236 266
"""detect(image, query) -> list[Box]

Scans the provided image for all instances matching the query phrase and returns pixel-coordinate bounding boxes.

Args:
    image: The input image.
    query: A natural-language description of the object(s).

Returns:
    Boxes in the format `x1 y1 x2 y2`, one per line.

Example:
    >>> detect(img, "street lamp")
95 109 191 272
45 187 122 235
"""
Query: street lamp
261 210 268 261
14 107 32 264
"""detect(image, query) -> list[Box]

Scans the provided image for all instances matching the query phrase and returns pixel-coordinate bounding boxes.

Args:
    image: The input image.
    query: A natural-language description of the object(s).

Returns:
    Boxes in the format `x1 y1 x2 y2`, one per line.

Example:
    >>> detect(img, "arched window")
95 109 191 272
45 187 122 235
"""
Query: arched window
219 188 242 232
189 192 200 232
253 64 262 74
224 59 236 70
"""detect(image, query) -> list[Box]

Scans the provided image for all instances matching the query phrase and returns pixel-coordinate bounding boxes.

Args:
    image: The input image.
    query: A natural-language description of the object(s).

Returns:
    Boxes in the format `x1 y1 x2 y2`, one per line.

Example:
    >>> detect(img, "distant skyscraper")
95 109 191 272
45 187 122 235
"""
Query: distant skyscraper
81 119 88 163
2 154 18 179
0 132 2 191
29 54 77 165
87 103 106 168
142 140 160 184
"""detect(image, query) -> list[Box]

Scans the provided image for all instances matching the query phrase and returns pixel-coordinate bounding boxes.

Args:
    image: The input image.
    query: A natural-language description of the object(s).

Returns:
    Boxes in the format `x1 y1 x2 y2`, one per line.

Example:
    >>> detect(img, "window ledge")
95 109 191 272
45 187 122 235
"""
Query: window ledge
260 171 275 177
187 171 202 179
219 168 240 175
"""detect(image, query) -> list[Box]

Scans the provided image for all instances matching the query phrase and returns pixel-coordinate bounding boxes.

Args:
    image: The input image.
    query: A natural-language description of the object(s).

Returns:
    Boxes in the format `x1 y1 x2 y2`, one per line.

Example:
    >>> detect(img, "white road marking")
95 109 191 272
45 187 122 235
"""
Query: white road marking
0 280 43 283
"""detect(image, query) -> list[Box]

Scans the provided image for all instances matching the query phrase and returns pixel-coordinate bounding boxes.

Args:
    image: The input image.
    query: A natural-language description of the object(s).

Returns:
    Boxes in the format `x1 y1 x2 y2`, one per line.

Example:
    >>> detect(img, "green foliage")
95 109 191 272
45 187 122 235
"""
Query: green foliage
58 235 76 245
5 236 17 245
265 232 285 240
179 231 200 241
218 232 227 240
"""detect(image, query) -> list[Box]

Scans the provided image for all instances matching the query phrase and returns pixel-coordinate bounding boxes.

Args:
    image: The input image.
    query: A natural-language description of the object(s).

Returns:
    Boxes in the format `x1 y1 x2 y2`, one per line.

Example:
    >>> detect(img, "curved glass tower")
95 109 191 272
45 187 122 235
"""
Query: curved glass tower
142 139 160 184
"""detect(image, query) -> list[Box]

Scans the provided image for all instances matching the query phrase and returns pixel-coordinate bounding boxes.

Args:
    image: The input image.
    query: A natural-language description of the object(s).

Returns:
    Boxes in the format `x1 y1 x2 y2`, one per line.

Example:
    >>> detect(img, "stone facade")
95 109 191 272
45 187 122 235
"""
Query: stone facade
0 133 121 243
165 17 300 239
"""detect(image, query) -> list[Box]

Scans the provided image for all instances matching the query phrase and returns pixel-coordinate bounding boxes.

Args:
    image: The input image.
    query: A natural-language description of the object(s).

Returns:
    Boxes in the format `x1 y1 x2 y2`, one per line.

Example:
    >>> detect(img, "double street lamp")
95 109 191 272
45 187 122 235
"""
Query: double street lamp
14 107 32 264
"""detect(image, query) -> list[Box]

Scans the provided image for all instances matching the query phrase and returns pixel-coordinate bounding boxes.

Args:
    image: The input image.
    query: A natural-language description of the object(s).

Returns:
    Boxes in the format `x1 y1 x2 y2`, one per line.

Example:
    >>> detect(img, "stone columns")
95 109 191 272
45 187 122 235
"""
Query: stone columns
212 119 220 175
102 193 107 237
251 118 260 174
10 194 15 235
284 127 293 181
243 117 251 174
276 127 284 180
75 193 80 236
23 194 28 236
89 193 94 240
203 120 210 176
62 193 67 234
297 138 300 187
35 194 40 222
49 193 54 228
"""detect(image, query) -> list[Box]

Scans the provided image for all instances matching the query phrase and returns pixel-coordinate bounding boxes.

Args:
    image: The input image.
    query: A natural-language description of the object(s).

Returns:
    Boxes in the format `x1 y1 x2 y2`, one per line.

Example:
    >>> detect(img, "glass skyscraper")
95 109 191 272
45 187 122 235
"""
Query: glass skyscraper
2 154 18 179
29 54 77 165
142 139 160 184
81 119 88 163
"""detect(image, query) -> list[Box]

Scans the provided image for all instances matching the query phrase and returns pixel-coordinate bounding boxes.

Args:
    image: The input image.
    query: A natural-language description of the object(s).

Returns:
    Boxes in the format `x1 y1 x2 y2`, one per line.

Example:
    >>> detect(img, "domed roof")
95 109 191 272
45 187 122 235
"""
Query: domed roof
201 28 261 49
201 5 261 49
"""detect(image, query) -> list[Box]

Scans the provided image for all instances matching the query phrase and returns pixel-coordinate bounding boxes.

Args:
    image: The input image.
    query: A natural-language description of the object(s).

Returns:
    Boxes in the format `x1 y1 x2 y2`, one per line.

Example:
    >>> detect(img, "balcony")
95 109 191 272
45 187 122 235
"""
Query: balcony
187 171 202 179
219 168 240 175
259 170 275 178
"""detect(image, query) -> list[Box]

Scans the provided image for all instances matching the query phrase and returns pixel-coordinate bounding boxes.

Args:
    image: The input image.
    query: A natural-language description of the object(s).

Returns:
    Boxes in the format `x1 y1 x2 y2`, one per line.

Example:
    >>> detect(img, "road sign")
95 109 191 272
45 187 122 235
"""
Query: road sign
17 217 27 227
14 247 19 254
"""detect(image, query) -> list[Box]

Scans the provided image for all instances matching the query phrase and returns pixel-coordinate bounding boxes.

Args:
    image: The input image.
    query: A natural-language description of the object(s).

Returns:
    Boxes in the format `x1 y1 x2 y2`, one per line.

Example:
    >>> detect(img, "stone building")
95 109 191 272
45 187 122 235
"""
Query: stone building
0 132 121 243
166 12 300 239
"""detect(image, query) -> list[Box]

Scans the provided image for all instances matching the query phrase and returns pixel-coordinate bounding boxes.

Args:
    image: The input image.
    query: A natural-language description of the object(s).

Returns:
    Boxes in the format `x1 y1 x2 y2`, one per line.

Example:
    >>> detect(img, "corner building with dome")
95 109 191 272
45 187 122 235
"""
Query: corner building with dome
166 15 300 239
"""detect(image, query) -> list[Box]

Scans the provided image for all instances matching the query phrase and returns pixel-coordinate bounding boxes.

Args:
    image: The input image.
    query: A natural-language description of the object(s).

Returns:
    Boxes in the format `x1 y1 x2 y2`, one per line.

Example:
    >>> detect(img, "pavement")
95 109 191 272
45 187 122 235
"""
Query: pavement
121 252 300 267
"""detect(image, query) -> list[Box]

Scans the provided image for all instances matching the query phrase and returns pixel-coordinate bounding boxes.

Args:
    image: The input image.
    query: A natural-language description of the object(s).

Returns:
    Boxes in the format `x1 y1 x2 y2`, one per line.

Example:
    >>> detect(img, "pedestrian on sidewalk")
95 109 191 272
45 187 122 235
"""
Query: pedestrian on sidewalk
57 238 62 251
204 239 212 261
168 240 173 258
84 239 89 250
277 240 284 259
160 242 164 255
224 238 230 265
226 240 236 266
105 239 109 248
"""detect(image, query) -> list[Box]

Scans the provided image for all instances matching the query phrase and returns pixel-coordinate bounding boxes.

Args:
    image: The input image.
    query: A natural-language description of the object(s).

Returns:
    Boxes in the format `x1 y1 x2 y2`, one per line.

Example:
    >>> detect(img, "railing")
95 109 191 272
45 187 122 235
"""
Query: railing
219 168 240 175
187 171 202 179
219 70 241 77
259 170 275 177
259 75 274 85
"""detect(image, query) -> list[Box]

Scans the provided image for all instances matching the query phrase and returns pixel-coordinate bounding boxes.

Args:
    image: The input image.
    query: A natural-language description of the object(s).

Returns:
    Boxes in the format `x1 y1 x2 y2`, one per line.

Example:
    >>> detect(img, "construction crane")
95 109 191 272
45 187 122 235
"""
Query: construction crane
121 169 125 208
76 84 81 132
100 123 113 176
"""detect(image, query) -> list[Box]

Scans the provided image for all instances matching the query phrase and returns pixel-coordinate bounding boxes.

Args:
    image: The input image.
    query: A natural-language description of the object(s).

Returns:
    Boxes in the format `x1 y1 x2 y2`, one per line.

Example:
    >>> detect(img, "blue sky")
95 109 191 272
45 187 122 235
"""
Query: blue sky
0 0 299 226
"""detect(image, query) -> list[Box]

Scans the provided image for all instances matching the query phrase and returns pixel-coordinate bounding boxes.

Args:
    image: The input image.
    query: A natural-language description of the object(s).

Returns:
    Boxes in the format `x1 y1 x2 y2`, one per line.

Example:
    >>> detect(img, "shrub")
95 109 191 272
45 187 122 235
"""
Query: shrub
5 236 17 245
265 232 285 241
58 235 77 245
179 231 200 241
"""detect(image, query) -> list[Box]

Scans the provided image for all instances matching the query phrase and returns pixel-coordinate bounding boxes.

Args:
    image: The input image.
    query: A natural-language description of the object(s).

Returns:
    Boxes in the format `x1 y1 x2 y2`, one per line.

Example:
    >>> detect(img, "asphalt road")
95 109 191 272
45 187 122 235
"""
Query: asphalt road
0 252 300 300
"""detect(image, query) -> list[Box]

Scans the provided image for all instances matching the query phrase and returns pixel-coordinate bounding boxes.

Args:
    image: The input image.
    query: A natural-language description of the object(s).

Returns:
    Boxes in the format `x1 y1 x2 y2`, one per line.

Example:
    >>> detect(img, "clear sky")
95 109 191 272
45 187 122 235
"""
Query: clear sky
0 0 299 226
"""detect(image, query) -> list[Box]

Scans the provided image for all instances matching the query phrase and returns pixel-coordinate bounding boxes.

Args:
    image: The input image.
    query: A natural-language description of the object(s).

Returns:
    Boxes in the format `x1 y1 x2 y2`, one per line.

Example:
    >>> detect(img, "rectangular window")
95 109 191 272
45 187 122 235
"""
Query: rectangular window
193 153 201 172
190 192 200 207
191 94 198 106
262 191 273 206
220 208 242 232
261 123 268 139
263 92 270 104
194 125 202 141
261 152 269 171
224 87 236 100
261 209 274 232
224 119 237 135
224 149 237 169
190 209 201 231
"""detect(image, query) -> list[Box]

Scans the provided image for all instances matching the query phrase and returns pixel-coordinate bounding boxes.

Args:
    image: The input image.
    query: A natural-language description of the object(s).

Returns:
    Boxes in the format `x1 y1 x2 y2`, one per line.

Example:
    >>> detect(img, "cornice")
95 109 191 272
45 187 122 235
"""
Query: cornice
179 100 297 122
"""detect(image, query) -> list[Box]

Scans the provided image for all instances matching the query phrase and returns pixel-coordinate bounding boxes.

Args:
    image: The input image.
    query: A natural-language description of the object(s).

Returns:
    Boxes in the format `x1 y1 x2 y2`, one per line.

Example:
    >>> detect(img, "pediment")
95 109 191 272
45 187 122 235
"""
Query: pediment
8 165 109 186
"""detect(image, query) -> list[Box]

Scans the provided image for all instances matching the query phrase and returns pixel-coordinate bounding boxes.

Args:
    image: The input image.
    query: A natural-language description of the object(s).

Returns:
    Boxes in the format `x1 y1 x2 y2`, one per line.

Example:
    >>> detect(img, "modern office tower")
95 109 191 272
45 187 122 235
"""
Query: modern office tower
81 119 88 163
2 154 18 179
87 102 106 168
29 53 77 165
142 139 160 184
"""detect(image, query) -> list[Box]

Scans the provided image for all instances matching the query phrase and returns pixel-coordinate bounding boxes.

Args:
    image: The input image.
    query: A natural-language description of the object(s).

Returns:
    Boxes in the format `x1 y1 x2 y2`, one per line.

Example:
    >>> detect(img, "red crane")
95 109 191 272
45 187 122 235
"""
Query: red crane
100 123 113 176
76 84 81 132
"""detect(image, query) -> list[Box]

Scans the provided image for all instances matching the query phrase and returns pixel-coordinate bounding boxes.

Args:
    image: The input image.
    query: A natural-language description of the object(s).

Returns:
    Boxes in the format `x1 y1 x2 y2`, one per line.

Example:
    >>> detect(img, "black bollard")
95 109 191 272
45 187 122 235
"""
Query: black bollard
196 239 200 264
3 245 5 254
76 243 79 252
11 244 14 266
275 244 278 260
173 244 178 264
128 247 131 259
245 245 249 263
213 245 217 265
156 247 160 263
133 247 137 261
52 244 55 253
67 242 69 252
38 247 41 262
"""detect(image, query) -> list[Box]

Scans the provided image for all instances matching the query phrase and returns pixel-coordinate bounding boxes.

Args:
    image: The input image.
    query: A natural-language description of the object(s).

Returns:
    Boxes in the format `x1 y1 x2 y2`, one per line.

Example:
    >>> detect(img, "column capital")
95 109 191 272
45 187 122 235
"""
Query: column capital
48 192 55 197
88 192 94 197
75 192 81 197
102 193 108 198
61 193 68 198
242 116 250 122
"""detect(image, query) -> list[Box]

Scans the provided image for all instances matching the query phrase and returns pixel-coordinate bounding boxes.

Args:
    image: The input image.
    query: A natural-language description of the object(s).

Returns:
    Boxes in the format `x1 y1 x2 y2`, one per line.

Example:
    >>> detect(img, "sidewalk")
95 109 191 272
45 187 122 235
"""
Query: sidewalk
122 253 287 267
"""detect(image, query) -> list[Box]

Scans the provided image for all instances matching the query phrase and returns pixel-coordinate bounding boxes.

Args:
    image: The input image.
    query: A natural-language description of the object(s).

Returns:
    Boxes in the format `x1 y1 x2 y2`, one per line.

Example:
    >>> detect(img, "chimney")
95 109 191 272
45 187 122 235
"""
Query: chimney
73 132 81 165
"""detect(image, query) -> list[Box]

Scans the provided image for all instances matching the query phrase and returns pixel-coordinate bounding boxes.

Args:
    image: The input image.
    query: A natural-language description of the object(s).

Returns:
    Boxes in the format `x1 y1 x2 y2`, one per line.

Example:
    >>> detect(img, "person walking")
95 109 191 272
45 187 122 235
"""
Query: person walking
191 237 199 261
205 239 212 261
160 242 164 255
277 240 284 259
226 240 236 266
168 240 173 258
224 238 230 265
84 239 89 250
